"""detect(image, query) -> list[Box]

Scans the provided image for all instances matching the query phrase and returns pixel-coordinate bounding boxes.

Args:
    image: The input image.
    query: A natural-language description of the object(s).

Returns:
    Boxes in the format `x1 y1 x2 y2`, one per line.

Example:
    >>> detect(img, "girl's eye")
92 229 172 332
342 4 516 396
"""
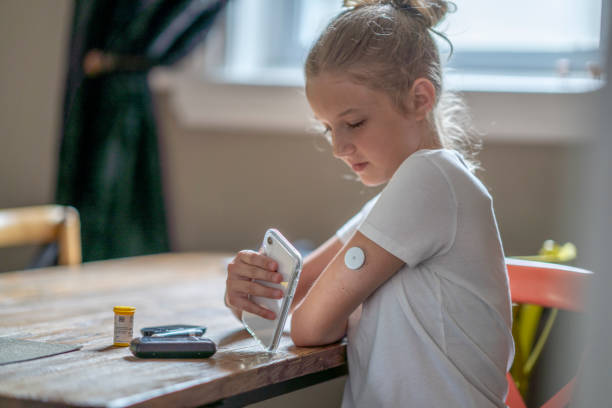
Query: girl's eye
348 120 365 129
322 127 332 142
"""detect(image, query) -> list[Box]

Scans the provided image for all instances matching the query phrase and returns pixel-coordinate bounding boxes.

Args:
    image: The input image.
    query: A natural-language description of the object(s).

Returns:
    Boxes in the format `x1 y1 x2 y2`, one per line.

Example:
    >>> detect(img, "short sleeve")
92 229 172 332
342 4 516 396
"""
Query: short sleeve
358 156 457 268
336 194 380 244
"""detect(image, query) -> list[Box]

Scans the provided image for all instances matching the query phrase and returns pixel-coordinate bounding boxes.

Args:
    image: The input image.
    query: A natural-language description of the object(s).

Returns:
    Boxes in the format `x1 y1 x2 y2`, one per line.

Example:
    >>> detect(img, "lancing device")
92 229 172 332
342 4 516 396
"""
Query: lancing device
150 328 204 338
141 325 206 338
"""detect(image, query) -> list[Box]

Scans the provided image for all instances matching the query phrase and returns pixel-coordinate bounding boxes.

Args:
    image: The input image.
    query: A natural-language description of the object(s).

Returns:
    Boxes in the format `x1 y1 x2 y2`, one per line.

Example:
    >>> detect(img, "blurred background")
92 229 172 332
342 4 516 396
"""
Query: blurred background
0 0 603 270
0 0 609 406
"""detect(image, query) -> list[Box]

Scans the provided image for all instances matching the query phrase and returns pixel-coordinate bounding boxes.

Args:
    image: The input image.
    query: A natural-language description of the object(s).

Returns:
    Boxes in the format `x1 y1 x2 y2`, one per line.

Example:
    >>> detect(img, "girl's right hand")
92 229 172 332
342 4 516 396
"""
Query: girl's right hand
225 250 284 320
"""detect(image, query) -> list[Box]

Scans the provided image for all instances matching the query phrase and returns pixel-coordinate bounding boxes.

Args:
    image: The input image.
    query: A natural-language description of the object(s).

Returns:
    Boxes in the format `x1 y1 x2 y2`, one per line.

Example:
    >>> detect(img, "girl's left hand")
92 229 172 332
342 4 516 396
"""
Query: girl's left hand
225 249 283 320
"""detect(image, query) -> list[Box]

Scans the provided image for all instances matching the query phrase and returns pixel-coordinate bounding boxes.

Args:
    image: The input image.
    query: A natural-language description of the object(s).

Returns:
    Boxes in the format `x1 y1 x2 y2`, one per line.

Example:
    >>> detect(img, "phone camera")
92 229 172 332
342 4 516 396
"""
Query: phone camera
267 237 273 245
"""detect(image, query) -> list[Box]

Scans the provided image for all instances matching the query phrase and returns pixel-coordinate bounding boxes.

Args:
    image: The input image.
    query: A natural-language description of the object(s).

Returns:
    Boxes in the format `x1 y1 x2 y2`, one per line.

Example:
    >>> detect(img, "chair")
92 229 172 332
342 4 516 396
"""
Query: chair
505 258 592 408
511 241 578 398
0 205 82 266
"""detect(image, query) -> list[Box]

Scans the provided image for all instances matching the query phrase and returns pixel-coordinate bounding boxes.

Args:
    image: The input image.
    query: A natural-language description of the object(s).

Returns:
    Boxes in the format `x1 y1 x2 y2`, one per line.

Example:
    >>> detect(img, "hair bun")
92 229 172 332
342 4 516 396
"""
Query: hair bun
343 0 379 7
343 0 453 28
394 0 453 28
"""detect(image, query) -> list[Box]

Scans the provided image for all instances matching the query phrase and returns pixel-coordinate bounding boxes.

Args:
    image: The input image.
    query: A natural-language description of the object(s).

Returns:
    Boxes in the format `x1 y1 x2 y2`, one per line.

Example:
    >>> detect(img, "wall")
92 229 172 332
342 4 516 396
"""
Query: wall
0 0 72 271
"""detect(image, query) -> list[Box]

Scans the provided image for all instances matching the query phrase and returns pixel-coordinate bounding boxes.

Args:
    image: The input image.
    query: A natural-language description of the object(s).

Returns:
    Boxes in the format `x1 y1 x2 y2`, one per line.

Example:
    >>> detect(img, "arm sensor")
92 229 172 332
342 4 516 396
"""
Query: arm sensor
345 247 365 270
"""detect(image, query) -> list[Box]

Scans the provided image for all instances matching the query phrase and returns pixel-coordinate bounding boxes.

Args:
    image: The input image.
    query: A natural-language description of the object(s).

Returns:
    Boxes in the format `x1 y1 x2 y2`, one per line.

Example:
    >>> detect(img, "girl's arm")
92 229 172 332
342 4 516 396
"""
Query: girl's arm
290 236 343 314
291 231 405 347
224 235 343 322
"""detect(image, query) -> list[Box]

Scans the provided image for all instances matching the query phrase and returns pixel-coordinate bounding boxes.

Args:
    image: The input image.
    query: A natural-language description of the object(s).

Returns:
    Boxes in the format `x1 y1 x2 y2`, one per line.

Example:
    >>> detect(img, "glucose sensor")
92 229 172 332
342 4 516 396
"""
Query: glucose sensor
345 247 365 270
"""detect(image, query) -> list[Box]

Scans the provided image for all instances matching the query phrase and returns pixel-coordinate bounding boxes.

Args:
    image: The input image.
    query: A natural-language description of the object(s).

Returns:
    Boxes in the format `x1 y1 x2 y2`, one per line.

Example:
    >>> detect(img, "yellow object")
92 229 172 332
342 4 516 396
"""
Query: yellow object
514 240 577 263
113 306 136 347
113 306 136 314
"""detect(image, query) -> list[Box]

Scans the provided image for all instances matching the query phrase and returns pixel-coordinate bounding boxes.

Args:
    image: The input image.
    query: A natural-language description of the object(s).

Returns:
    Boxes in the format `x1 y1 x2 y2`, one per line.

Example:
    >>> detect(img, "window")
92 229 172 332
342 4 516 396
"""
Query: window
217 0 605 92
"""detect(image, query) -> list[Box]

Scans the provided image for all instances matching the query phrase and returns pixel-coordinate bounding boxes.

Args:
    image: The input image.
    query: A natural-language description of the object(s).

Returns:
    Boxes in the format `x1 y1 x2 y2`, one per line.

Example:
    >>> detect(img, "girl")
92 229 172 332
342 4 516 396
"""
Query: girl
224 1 514 406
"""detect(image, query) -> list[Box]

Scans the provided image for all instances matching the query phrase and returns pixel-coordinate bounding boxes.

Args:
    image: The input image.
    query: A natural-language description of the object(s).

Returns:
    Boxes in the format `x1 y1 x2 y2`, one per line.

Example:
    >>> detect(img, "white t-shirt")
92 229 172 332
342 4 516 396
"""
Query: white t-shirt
337 149 514 408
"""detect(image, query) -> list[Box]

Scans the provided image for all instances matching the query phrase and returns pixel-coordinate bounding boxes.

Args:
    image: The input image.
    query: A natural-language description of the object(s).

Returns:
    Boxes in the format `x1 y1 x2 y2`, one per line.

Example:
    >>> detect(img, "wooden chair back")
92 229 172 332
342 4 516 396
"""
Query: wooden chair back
0 205 82 266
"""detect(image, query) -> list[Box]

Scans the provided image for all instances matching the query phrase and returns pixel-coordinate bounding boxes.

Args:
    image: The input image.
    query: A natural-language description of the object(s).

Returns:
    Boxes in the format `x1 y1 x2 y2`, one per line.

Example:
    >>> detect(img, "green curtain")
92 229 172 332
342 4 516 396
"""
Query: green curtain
57 0 227 261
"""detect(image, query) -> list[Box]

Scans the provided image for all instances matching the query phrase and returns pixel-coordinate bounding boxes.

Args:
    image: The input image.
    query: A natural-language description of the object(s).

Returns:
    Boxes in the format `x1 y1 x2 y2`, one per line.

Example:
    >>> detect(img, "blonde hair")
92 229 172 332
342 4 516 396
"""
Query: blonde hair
305 0 480 172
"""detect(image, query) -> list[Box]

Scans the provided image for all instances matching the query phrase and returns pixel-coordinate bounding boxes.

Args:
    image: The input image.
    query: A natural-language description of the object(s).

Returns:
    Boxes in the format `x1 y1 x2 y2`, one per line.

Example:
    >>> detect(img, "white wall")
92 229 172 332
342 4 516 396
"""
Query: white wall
0 0 72 271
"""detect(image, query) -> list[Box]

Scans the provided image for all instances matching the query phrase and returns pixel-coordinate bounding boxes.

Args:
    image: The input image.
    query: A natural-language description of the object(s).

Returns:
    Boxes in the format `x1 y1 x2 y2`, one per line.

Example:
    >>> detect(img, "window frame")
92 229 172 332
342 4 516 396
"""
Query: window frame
217 0 606 93
149 0 607 142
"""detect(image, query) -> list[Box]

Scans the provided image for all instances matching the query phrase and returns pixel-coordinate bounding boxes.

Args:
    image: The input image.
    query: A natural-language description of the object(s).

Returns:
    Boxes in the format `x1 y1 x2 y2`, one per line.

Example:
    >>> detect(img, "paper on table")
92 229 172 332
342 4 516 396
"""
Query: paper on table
0 337 81 365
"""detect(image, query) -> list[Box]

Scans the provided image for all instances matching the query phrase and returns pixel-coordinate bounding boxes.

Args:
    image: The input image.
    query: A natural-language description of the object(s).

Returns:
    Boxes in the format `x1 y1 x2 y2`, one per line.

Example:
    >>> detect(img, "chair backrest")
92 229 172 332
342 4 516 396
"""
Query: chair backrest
506 258 591 311
505 258 592 408
0 205 82 266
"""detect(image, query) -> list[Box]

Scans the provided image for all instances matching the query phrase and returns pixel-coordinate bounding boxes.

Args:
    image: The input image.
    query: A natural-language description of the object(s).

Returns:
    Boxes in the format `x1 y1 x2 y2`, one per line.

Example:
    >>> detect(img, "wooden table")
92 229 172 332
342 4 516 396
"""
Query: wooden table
0 253 347 407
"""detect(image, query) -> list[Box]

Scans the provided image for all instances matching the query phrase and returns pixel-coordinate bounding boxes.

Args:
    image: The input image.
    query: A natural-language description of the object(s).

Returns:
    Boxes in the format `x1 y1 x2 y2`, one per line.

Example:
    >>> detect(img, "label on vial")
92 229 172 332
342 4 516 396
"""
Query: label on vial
114 314 134 344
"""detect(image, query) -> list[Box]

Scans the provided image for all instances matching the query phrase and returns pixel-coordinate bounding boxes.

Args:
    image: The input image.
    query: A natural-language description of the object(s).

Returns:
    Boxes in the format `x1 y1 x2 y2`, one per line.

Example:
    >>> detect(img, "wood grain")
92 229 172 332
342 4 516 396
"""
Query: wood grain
0 253 347 407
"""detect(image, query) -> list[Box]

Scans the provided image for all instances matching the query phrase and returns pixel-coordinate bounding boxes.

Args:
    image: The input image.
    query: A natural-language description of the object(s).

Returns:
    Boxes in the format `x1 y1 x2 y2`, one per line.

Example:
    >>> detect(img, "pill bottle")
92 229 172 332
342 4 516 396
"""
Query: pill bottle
113 306 136 346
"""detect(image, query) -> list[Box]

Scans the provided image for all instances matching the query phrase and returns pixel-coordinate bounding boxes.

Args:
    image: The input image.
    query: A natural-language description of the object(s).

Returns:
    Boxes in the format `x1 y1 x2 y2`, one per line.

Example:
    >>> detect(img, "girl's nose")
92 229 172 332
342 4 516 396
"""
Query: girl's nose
332 133 356 158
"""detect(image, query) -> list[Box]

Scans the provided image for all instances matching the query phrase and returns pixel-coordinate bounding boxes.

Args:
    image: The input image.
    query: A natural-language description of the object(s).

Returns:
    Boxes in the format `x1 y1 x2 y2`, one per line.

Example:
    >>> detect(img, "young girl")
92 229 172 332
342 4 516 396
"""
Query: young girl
224 1 514 406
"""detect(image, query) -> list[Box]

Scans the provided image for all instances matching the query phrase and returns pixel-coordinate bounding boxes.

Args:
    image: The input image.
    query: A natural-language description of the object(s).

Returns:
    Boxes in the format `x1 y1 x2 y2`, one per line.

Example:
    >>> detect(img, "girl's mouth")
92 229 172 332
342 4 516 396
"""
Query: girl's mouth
351 162 368 172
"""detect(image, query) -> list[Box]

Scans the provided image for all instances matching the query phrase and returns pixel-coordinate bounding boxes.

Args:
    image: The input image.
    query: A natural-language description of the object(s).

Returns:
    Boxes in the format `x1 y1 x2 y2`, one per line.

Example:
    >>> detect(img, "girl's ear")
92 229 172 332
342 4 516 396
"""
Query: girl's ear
407 78 436 121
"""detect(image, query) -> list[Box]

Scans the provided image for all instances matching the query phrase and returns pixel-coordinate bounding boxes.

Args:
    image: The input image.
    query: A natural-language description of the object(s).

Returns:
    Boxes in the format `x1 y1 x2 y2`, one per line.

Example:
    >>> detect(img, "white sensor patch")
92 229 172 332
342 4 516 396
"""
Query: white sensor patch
345 247 365 270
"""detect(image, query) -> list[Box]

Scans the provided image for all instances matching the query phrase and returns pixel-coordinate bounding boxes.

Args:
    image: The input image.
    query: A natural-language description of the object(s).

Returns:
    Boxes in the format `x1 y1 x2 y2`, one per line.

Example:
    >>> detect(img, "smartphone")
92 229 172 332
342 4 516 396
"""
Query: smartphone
242 228 303 352
129 336 216 358
141 325 206 338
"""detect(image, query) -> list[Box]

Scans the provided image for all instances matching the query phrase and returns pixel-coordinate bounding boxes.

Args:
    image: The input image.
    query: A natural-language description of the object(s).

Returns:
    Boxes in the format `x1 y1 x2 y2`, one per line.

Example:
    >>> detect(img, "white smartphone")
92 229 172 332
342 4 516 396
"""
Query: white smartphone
242 228 303 352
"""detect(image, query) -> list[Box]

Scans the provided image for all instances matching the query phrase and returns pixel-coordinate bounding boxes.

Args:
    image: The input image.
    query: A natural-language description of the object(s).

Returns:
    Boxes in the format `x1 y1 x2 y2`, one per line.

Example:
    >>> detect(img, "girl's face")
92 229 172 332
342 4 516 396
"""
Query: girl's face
306 73 434 186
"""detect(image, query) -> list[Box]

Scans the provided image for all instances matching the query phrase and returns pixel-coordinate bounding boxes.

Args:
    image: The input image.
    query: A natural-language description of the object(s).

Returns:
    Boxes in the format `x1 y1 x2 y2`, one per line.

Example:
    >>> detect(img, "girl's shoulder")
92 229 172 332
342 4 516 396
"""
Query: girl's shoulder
393 148 490 202
408 148 468 171
392 148 467 190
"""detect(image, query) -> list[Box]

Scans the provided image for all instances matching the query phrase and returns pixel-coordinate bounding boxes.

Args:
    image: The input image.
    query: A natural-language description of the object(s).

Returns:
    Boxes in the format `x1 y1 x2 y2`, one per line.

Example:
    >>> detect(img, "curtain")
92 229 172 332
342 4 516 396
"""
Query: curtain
56 0 227 262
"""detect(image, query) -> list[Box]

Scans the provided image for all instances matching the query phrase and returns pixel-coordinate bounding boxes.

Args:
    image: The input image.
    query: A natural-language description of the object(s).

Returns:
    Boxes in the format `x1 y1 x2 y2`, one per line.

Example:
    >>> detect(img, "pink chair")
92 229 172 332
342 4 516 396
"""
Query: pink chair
505 258 592 408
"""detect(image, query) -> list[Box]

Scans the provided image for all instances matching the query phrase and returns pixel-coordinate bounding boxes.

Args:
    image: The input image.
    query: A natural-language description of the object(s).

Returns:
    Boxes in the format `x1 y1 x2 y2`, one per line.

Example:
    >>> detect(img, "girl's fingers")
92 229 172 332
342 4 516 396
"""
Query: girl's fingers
224 250 283 320
242 265 282 283
237 250 278 272
228 255 282 283
228 294 276 320
240 299 276 320
229 279 284 299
